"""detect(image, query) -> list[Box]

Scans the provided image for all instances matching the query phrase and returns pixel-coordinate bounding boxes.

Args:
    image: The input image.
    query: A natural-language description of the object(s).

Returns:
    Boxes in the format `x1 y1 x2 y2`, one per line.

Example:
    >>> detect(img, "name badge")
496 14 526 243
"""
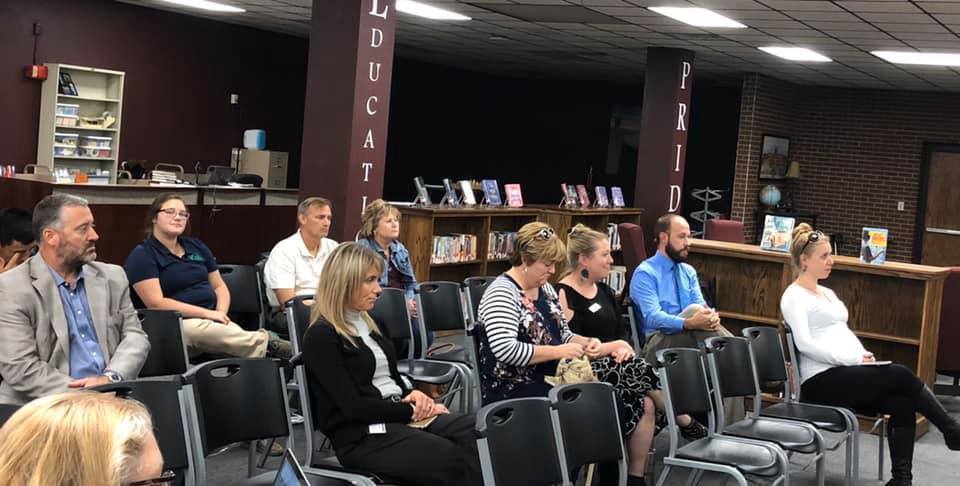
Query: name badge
588 303 602 313
368 423 387 435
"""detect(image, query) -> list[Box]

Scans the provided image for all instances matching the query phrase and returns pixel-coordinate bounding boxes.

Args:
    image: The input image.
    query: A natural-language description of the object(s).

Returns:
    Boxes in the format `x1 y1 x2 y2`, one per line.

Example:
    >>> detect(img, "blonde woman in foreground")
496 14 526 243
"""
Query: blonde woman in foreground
0 391 167 485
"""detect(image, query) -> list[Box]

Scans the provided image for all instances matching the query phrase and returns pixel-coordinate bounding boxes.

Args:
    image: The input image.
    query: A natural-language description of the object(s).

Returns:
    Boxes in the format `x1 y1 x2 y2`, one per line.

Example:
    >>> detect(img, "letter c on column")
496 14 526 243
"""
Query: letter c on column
366 96 378 115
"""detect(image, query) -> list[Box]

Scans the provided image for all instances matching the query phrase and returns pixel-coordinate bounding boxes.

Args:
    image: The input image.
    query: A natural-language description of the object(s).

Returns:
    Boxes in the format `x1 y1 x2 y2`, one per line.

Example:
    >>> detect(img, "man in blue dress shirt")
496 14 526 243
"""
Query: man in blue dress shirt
0 194 149 404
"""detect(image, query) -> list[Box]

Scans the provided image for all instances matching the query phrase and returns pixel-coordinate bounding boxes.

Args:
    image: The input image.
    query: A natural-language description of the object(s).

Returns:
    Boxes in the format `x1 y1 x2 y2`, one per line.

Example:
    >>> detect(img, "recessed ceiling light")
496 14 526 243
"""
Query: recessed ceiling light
648 7 746 28
759 46 832 62
872 50 960 66
159 0 244 13
397 0 471 20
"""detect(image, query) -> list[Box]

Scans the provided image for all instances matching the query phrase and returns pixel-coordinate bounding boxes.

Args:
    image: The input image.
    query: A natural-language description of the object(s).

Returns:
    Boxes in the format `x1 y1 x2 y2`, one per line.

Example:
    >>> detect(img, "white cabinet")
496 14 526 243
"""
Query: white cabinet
239 150 288 189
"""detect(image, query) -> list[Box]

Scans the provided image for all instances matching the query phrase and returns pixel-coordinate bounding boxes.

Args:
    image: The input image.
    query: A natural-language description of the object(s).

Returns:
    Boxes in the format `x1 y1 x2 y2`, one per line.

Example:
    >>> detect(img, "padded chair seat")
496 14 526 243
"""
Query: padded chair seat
429 347 468 365
676 437 781 476
397 360 460 384
724 418 818 453
761 402 848 432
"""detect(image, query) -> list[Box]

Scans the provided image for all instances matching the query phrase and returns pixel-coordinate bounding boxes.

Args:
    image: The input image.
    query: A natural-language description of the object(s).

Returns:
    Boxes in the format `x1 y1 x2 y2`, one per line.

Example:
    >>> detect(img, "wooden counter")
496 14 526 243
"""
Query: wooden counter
688 239 950 435
0 177 299 265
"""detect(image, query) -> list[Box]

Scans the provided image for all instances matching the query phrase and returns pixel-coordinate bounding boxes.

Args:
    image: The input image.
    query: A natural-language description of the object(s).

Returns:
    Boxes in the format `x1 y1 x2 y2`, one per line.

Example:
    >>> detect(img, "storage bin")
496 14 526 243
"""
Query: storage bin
78 146 112 158
56 103 80 116
55 114 78 127
79 135 112 148
54 133 79 146
53 144 77 157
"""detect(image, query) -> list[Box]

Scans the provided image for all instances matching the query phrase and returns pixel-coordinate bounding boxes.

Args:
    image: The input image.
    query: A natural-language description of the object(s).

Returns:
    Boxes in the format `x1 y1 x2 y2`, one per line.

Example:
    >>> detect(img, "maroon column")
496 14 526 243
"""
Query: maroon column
634 47 694 237
299 0 397 242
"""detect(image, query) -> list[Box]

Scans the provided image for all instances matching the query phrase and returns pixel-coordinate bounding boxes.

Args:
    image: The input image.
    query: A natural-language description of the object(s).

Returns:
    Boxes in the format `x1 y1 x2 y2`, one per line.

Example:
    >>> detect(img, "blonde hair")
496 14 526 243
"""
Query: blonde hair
564 223 608 277
789 222 830 268
359 199 400 239
312 242 385 346
509 222 566 269
0 391 154 486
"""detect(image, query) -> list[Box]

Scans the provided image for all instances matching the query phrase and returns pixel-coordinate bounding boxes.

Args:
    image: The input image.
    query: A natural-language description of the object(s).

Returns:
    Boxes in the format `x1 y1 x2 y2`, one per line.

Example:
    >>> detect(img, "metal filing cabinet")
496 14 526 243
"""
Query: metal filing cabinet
239 150 288 189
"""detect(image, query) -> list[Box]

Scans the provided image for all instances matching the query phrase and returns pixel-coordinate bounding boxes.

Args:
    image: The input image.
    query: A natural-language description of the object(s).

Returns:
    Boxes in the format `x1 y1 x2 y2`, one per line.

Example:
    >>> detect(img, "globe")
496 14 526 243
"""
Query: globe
759 185 781 207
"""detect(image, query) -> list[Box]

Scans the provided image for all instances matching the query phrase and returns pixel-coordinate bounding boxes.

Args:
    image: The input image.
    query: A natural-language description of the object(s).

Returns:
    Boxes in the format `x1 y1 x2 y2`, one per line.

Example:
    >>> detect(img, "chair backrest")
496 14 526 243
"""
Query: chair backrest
937 268 960 373
656 348 712 417
742 326 789 384
476 397 566 486
369 288 415 360
617 223 648 272
704 336 762 427
416 281 467 333
704 219 746 244
285 295 313 353
137 309 190 377
94 378 195 481
185 358 290 454
549 383 626 482
0 404 20 428
218 264 265 331
463 276 496 324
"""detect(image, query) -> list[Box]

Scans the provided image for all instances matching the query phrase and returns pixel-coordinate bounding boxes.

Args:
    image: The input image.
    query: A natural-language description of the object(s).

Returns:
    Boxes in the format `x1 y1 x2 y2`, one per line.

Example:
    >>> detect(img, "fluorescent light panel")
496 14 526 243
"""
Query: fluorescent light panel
160 0 244 13
648 7 746 28
397 0 471 20
759 46 832 62
872 51 960 66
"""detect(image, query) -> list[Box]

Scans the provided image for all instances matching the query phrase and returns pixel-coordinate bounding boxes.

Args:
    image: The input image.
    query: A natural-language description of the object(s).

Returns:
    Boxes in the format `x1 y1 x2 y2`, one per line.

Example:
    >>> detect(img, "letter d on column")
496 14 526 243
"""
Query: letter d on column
668 185 682 212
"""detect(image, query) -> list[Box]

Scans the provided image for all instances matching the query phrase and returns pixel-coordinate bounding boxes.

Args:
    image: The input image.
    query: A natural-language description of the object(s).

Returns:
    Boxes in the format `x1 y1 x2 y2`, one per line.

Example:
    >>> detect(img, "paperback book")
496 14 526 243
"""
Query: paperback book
860 227 888 264
610 186 625 208
759 215 795 252
441 178 459 207
481 179 502 206
606 223 621 251
576 185 591 208
594 186 610 208
504 184 524 207
413 177 431 205
458 180 477 206
488 231 518 260
561 184 579 208
432 233 478 264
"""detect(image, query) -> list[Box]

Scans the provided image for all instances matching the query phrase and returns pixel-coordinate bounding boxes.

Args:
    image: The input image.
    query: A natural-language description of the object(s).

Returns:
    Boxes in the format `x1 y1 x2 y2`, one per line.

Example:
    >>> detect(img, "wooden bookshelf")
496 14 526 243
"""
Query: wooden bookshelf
686 238 950 437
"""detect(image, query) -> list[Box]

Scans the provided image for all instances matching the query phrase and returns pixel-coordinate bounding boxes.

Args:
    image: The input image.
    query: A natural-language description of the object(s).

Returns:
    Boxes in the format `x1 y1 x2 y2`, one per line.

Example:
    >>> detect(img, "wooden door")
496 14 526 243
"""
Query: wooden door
921 151 960 266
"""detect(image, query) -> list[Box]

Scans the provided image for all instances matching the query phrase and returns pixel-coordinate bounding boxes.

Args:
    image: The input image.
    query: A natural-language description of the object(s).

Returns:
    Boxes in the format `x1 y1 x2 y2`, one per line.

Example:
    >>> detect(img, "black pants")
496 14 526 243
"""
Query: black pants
337 413 481 486
801 364 924 427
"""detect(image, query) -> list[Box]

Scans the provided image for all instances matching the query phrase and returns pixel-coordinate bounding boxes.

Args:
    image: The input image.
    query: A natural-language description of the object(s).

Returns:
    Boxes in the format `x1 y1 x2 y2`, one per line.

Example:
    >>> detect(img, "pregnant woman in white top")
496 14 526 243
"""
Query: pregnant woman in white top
781 223 960 486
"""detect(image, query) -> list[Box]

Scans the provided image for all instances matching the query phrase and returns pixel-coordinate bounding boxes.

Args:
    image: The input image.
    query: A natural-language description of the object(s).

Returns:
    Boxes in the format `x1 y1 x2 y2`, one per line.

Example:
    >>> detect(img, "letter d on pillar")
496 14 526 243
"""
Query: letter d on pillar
668 185 681 212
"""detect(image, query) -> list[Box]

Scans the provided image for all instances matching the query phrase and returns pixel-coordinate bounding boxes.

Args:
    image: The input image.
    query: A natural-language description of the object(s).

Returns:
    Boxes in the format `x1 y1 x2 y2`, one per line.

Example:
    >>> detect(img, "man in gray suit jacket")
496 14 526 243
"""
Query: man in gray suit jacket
0 194 149 404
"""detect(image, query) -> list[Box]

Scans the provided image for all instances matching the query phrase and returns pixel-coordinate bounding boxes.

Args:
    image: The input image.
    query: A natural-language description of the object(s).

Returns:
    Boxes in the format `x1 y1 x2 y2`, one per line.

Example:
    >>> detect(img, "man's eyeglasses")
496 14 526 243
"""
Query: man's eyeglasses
800 230 824 254
129 470 176 486
157 208 190 220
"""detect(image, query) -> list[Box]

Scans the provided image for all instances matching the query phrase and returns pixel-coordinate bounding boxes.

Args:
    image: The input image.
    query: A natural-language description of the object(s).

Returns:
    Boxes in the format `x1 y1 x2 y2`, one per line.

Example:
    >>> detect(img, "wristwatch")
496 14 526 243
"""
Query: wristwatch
104 370 123 383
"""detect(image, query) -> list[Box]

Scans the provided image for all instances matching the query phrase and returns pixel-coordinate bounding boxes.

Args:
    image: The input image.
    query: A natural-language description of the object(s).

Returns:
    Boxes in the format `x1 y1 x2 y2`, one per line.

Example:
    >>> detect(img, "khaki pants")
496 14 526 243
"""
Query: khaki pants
182 318 269 358
642 304 745 424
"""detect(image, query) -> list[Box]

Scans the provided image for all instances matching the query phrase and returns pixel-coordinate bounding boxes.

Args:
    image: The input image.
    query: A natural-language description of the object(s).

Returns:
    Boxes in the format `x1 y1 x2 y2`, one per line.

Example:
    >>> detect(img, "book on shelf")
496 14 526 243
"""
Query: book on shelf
441 178 460 207
759 215 795 252
601 265 628 295
59 72 78 96
595 186 610 208
561 183 579 208
458 180 477 206
860 227 888 265
576 185 591 208
504 184 524 207
606 223 621 251
431 233 479 264
482 179 502 206
487 231 517 260
413 176 432 205
610 186 625 208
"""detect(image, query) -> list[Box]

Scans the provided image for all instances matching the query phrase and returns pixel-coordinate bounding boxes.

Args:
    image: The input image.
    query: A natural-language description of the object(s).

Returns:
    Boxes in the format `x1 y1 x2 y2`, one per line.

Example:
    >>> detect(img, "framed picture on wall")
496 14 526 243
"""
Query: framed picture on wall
758 134 790 180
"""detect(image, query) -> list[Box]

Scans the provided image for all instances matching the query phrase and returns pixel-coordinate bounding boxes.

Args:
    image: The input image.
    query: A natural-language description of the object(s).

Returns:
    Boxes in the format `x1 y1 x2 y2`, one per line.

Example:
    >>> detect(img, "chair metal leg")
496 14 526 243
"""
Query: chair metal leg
877 417 886 481
684 469 703 486
655 465 671 486
248 441 257 477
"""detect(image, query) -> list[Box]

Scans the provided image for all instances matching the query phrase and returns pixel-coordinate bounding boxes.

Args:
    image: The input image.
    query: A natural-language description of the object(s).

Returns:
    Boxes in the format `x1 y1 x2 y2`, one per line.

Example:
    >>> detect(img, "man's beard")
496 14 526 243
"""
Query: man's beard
665 243 688 263
58 244 96 271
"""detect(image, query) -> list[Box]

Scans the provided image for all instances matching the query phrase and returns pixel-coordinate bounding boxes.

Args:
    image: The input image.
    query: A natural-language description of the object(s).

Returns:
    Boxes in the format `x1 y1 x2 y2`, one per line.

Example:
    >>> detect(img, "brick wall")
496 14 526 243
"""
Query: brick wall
731 73 960 262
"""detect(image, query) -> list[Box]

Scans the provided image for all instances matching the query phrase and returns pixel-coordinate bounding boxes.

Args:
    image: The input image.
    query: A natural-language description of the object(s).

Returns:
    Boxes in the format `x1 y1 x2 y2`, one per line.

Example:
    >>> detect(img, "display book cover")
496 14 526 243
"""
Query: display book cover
482 179 502 206
413 177 431 205
561 183 580 208
458 180 477 205
610 186 626 208
576 185 591 208
594 186 610 208
504 184 524 207
441 178 459 207
860 227 888 265
759 215 795 252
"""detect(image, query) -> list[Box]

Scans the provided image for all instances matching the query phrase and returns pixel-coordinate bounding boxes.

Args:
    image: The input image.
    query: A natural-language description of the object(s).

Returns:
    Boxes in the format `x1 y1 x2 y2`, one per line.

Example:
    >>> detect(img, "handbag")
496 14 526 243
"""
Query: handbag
545 356 597 387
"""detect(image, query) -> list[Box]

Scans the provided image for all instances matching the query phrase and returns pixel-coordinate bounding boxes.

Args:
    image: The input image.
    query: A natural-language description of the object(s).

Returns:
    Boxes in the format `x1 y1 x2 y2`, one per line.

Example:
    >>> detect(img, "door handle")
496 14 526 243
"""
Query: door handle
926 227 960 236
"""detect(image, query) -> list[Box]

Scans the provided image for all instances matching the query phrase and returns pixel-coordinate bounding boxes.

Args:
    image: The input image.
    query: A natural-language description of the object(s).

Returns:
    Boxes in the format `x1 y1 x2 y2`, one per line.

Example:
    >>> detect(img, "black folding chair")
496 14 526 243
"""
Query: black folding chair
463 276 495 325
0 403 20 428
476 397 567 486
744 325 859 485
703 336 825 485
415 281 477 410
218 264 267 331
655 348 790 486
137 309 190 377
549 382 628 486
94 378 197 486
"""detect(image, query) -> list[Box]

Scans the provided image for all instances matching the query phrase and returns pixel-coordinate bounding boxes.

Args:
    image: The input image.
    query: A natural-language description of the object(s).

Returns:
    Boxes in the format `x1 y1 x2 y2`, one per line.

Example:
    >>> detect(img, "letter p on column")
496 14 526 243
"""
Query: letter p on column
681 61 692 90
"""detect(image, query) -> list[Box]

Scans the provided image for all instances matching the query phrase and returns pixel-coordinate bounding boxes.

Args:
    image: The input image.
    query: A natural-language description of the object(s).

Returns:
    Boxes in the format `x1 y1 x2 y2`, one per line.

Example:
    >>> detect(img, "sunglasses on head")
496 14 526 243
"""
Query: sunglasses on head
800 231 824 254
536 227 555 240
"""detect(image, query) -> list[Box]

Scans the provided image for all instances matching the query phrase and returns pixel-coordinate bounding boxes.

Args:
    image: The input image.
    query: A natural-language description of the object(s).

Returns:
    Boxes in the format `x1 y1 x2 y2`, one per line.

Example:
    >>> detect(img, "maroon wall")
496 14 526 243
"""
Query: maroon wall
0 0 308 186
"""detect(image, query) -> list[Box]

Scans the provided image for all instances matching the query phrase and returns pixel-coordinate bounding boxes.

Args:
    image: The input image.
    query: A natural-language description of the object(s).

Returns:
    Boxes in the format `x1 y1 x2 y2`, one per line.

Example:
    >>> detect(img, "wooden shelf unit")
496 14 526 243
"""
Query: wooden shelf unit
687 238 950 436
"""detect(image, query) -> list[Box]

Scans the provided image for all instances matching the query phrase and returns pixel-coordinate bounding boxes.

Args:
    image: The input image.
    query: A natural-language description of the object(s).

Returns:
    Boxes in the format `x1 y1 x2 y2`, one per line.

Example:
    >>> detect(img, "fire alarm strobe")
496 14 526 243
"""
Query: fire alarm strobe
25 64 47 80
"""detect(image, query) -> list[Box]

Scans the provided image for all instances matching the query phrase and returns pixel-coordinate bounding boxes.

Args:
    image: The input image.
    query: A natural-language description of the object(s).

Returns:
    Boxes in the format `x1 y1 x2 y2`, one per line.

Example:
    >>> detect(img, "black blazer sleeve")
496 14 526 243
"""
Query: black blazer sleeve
302 322 413 424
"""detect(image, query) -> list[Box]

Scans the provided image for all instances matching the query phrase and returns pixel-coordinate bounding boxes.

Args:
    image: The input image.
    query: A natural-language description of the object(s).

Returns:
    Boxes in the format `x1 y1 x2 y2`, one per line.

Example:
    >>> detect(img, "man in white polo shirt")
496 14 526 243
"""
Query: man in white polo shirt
264 197 338 311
